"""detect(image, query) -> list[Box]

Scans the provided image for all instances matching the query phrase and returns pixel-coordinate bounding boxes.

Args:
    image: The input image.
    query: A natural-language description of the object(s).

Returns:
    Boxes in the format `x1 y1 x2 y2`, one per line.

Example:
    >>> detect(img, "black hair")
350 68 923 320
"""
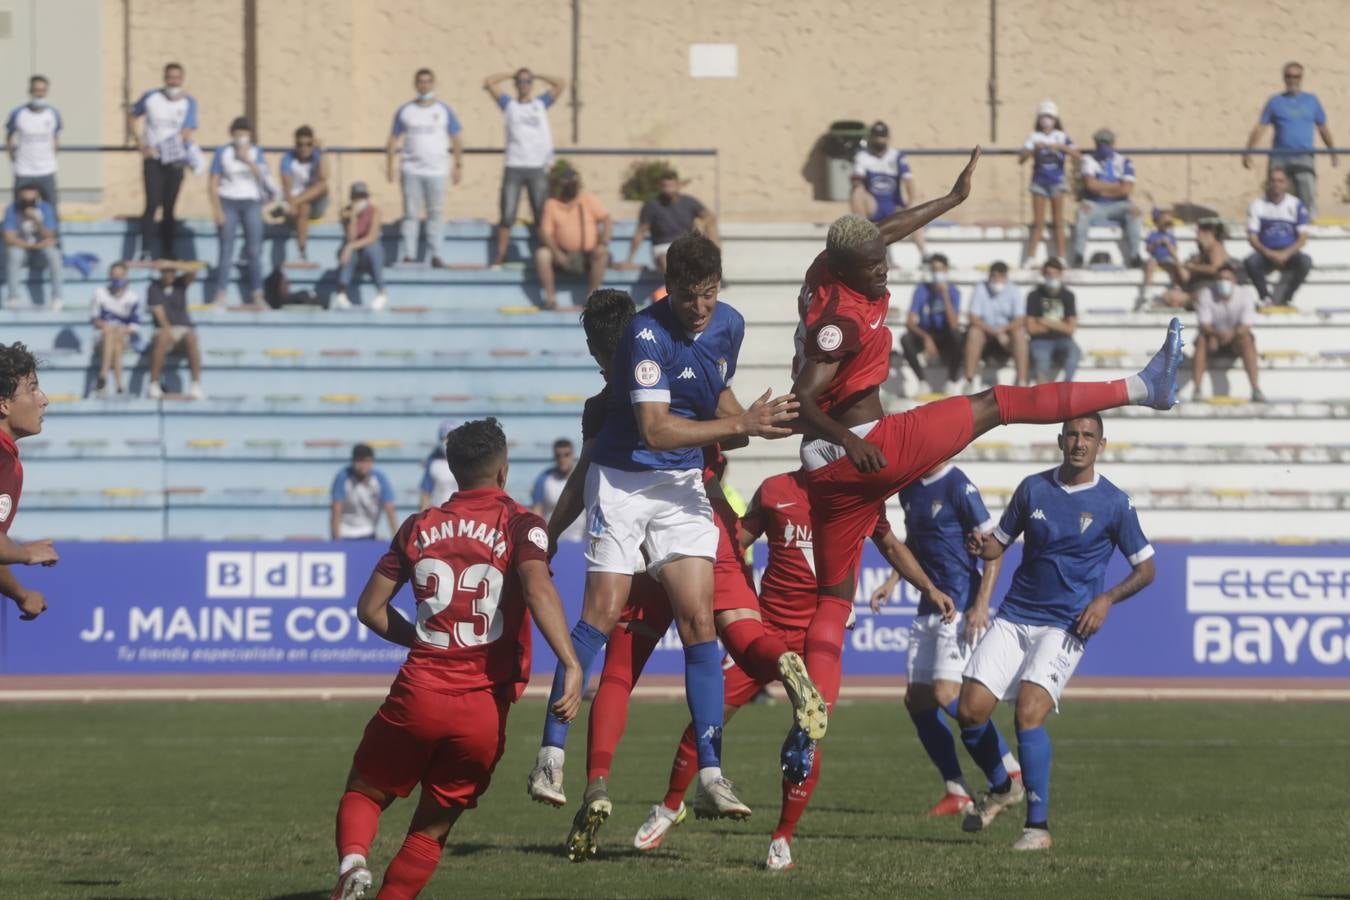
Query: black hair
1196 220 1227 240
1063 412 1104 436
989 260 1009 276
514 67 533 80
229 116 251 134
1216 261 1239 277
1032 114 1063 131
665 232 722 297
660 169 679 182
553 438 574 451
294 125 314 140
164 62 184 75
29 75 48 88
351 443 374 461
925 253 949 268
415 67 434 80
1043 256 1065 273
109 260 128 274
0 342 38 401
444 418 507 484
580 289 637 362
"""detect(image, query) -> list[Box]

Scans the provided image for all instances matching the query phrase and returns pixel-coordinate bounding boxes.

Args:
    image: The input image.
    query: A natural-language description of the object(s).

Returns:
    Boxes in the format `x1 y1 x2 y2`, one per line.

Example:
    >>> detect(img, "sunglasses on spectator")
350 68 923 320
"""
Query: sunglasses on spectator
1284 71 1303 80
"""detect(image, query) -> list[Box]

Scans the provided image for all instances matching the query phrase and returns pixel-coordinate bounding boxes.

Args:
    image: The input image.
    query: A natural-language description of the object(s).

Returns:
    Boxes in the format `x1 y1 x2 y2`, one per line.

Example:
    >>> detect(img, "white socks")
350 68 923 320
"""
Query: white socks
538 745 564 768
338 853 366 876
697 766 723 788
1124 374 1147 404
946 778 972 798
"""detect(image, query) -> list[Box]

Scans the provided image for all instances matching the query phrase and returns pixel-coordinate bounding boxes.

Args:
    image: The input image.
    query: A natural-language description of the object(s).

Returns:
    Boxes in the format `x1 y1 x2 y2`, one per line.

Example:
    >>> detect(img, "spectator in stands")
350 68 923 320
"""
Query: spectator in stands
6 75 62 215
130 62 198 260
89 262 140 397
531 438 583 542
208 117 274 307
483 67 565 269
1071 128 1142 268
899 253 962 390
623 169 719 272
147 263 204 399
1160 220 1230 310
851 121 926 257
1192 263 1264 403
962 261 1027 389
332 182 387 311
387 68 463 267
330 443 397 541
3 183 61 309
1024 257 1081 383
1244 167 1312 307
418 420 458 510
1140 208 1183 309
535 169 610 309
279 125 328 263
1019 99 1077 266
1243 61 1337 220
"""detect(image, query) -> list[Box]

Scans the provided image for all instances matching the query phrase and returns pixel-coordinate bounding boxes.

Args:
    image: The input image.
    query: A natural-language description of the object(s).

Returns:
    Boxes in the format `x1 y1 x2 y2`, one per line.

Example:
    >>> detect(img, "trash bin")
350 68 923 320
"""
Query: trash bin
822 120 868 202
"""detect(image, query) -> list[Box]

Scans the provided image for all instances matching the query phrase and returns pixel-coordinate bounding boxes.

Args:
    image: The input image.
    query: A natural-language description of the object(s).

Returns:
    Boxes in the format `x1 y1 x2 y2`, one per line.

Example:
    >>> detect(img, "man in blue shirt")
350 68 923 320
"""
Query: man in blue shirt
900 253 962 391
1244 168 1313 306
1244 61 1337 220
1070 128 1143 269
2 184 62 309
956 413 1156 851
530 232 799 823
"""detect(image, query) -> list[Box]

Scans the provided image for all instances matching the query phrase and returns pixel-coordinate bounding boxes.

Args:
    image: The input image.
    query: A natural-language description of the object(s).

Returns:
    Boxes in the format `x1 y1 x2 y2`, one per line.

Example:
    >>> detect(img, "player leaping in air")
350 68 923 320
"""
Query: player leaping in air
0 342 58 621
786 145 1182 786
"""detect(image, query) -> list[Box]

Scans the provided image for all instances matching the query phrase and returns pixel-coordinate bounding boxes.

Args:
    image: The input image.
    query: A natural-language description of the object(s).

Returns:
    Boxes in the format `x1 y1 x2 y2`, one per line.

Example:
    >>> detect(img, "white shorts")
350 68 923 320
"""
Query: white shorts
583 463 717 577
962 617 1085 711
906 613 969 685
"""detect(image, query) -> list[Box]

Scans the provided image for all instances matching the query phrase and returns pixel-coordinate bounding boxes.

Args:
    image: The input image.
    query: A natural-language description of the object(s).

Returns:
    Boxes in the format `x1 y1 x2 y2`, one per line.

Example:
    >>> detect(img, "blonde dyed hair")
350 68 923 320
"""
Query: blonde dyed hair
826 214 881 263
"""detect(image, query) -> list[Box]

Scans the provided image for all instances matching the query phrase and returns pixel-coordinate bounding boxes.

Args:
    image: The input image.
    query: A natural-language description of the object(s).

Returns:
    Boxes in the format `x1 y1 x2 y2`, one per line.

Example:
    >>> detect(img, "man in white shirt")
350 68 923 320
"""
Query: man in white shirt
851 121 927 257
418 420 459 510
484 67 566 269
386 68 464 267
279 125 329 263
530 438 583 542
330 444 398 541
1243 167 1313 307
1192 263 1264 402
5 76 62 216
962 260 1028 388
129 63 199 260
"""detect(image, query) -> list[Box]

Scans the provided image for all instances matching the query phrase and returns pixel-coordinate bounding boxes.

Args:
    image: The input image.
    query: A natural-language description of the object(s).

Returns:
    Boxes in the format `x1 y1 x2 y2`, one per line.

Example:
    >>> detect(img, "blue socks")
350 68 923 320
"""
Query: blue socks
541 620 608 750
1017 726 1052 826
960 720 1010 788
910 707 963 782
683 639 724 769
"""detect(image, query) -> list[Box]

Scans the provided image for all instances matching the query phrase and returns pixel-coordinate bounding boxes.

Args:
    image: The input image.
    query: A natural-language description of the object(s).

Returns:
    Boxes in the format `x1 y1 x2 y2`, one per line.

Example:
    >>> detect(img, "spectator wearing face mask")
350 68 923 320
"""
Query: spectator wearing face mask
2 183 61 309
129 63 198 260
851 120 927 258
1071 128 1142 268
332 182 387 311
1192 263 1263 403
899 253 962 390
89 261 140 397
484 67 565 269
387 68 463 267
1024 258 1081 383
962 260 1028 390
534 169 611 309
1019 100 1078 266
623 169 719 273
208 117 277 307
6 75 62 216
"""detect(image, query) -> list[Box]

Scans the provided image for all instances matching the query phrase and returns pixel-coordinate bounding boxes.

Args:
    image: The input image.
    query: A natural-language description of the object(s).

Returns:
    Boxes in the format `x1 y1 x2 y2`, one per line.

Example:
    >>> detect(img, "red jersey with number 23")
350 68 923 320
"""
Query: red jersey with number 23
376 486 550 697
0 430 22 535
741 470 891 629
792 251 892 415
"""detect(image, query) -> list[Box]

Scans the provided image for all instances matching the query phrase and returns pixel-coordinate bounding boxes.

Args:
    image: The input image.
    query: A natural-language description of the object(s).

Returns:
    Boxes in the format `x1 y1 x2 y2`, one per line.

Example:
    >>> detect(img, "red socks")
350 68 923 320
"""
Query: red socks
773 749 823 842
336 790 382 861
804 597 850 709
721 617 789 684
663 724 700 811
992 381 1128 426
377 831 442 899
586 624 662 782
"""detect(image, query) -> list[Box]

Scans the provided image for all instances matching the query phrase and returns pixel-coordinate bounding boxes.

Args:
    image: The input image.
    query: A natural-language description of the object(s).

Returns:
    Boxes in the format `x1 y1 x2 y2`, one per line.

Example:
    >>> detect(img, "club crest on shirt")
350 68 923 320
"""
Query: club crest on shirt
634 359 661 387
717 357 728 381
0 493 10 522
816 324 843 352
930 500 944 519
1079 512 1094 533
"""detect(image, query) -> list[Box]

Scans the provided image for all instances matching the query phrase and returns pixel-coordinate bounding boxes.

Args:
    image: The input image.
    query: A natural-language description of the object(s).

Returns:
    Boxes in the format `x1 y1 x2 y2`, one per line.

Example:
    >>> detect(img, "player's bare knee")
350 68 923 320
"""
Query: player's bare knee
1014 682 1053 730
956 681 994 729
344 771 395 809
933 679 961 708
904 681 937 713
674 608 716 645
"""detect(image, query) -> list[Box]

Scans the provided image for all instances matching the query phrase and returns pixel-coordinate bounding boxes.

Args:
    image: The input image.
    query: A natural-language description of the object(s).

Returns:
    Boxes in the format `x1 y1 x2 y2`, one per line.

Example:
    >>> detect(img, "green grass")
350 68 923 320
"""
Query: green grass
2 698 1348 898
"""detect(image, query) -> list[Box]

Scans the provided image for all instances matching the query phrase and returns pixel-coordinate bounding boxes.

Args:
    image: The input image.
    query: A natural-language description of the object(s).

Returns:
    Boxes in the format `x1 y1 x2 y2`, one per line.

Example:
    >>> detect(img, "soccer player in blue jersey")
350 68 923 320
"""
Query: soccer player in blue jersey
871 461 1019 816
957 414 1155 850
529 232 800 821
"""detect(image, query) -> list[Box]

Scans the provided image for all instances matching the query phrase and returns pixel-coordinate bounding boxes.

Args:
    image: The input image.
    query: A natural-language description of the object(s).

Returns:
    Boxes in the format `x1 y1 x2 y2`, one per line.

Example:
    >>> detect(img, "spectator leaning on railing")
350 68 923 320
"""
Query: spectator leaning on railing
208 117 276 308
1244 167 1312 307
5 75 62 216
1191 262 1264 403
484 67 565 269
1071 128 1142 269
899 253 962 391
146 263 204 400
330 443 397 541
1024 257 1081 383
278 125 329 263
89 261 140 397
1243 61 1336 220
3 183 61 310
623 168 718 273
387 68 463 267
129 62 198 261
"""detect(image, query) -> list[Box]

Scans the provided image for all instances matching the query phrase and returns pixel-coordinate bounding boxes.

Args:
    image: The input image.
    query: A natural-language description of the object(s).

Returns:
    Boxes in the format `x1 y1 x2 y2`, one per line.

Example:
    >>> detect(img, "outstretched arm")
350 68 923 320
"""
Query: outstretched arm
878 146 980 246
633 389 795 452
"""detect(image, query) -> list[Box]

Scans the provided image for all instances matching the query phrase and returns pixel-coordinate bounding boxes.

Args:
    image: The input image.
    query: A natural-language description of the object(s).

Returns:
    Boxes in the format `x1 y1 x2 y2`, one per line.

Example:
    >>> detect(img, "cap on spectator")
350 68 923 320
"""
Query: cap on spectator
869 121 889 137
350 181 370 199
1092 127 1115 145
1036 100 1058 118
352 443 375 461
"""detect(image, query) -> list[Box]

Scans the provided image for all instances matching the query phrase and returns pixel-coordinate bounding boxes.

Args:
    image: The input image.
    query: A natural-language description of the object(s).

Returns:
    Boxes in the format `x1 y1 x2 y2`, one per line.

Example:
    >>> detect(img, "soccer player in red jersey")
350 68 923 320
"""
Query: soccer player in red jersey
0 342 58 620
788 146 1182 818
635 467 955 869
329 418 582 900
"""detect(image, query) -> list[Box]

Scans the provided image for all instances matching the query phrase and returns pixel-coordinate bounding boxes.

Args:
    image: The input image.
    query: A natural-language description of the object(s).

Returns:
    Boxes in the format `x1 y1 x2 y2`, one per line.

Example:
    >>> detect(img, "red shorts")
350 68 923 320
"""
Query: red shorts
722 620 807 706
352 681 510 809
711 493 759 614
805 396 975 590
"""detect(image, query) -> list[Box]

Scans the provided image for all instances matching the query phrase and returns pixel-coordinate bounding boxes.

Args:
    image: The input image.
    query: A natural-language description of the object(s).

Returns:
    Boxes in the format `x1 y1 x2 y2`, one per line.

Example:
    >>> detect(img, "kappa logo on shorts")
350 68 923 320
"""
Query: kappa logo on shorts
0 493 11 523
1049 672 1060 683
816 324 843 352
637 327 656 341
634 359 662 387
527 527 549 551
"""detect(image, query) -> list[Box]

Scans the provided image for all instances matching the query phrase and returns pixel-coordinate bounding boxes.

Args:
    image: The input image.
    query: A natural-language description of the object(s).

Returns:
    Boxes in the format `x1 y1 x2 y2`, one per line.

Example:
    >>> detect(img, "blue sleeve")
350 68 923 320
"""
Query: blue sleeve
1314 96 1327 125
954 475 993 532
994 478 1031 544
949 285 961 315
1297 201 1310 227
4 107 18 135
622 319 672 404
443 103 461 136
330 469 348 502
390 106 406 136
1112 495 1152 564
530 469 550 505
1259 97 1274 125
2 205 16 232
539 92 555 108
1122 157 1136 179
497 94 510 110
724 312 744 385
131 90 152 117
184 96 199 129
40 203 57 230
908 284 926 315
376 471 396 504
209 147 225 176
280 151 294 177
898 154 912 177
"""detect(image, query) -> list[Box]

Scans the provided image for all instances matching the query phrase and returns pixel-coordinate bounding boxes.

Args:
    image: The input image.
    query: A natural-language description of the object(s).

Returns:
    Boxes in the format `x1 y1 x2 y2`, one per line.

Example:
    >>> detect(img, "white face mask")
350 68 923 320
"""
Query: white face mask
232 134 251 149
1215 279 1235 298
352 198 369 212
988 279 1006 292
1038 116 1055 131
417 90 435 101
164 85 183 99
931 271 948 285
1044 277 1062 292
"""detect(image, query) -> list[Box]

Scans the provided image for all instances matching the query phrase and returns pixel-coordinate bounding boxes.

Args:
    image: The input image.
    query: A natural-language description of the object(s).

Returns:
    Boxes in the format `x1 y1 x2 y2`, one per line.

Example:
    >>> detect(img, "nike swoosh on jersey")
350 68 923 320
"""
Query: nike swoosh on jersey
868 316 884 329
775 502 796 509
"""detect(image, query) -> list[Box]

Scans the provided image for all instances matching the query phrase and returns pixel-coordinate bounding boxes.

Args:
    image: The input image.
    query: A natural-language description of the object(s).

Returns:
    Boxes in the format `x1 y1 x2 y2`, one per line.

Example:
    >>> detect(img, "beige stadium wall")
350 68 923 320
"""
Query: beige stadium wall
82 0 1350 227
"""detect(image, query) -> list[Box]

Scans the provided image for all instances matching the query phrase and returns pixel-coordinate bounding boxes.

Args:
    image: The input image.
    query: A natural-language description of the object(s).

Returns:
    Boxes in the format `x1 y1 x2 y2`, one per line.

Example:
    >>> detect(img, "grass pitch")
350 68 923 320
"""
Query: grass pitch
2 697 1347 898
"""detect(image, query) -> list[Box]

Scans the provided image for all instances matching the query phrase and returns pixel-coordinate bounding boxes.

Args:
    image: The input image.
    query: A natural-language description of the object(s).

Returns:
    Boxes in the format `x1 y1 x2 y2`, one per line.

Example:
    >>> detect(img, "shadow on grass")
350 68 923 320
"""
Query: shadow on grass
60 882 123 888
